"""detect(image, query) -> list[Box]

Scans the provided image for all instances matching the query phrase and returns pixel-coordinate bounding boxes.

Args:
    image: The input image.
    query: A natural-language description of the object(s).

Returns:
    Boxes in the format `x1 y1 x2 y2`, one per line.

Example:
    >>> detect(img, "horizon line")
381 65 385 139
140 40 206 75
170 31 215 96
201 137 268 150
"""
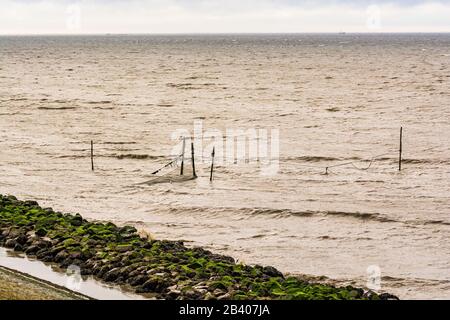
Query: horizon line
1 31 450 36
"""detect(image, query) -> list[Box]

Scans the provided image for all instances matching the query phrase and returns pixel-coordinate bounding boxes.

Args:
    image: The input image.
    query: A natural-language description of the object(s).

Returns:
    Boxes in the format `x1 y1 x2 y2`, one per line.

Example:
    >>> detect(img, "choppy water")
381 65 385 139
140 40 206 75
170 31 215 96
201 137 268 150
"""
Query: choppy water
0 34 449 299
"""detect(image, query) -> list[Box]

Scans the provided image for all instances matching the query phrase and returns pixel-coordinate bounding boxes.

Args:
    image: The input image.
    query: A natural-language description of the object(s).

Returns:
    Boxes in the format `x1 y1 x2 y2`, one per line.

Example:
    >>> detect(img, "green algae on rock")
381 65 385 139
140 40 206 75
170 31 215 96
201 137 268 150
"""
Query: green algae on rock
0 194 398 300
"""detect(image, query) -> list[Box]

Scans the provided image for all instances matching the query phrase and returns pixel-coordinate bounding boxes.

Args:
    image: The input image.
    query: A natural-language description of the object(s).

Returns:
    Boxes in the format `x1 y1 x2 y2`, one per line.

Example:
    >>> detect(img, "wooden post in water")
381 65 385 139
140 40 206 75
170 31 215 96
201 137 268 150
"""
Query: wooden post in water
191 141 197 178
399 127 403 172
210 147 215 182
91 140 94 171
180 137 186 176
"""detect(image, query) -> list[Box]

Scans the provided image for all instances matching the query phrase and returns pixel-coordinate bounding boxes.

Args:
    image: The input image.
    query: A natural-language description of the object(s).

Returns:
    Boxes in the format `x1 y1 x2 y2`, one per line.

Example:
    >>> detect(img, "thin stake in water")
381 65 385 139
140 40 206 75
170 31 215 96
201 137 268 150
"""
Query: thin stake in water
210 147 215 182
91 140 94 171
191 142 197 178
180 137 186 176
399 127 403 172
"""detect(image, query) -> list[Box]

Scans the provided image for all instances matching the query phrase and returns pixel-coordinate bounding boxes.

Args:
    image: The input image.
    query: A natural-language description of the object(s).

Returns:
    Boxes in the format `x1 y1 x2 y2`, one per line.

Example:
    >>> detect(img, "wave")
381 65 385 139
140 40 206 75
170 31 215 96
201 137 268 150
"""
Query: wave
156 205 450 227
401 158 450 165
160 206 397 223
56 153 165 160
166 82 218 90
369 157 450 166
381 275 450 286
86 100 112 105
322 210 396 223
38 106 77 110
283 155 450 166
422 220 450 226
56 155 88 159
92 106 115 110
283 156 360 162
113 154 164 160
102 141 138 145
250 208 450 226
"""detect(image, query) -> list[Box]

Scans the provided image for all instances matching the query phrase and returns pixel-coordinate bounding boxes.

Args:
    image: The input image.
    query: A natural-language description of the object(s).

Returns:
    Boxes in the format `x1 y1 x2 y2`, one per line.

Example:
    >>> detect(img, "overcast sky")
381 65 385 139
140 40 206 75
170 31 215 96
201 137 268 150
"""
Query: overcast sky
0 0 449 34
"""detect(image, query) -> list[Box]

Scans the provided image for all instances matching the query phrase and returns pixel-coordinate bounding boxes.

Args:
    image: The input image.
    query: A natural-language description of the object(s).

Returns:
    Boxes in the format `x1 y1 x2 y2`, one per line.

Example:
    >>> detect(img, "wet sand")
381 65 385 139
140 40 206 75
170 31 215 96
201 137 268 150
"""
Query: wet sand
0 247 150 300
0 265 89 300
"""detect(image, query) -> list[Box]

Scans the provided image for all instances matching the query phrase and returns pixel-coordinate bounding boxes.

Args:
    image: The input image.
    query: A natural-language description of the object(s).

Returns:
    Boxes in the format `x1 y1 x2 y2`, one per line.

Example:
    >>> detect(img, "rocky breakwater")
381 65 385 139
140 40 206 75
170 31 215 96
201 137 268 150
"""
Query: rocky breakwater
0 195 398 300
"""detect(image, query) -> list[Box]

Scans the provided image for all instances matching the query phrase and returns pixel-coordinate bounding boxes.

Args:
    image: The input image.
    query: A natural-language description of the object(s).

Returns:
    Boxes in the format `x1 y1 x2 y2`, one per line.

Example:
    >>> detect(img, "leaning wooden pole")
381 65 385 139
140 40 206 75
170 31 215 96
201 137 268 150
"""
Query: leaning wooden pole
210 147 215 182
180 137 186 176
191 141 197 178
91 140 94 171
399 127 403 172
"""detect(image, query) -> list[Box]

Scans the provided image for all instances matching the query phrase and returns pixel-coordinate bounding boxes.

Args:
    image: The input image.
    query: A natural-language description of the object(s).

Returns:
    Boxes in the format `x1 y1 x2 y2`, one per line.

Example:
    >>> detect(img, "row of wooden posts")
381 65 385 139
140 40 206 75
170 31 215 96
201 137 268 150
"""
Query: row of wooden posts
89 127 403 178
90 137 216 181
178 137 215 181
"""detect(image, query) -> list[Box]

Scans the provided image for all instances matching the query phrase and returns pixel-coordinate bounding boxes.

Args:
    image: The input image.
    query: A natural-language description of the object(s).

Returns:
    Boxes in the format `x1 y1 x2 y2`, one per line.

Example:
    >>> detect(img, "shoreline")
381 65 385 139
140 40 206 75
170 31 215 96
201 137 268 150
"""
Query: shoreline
0 265 90 300
0 194 398 300
0 246 151 300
